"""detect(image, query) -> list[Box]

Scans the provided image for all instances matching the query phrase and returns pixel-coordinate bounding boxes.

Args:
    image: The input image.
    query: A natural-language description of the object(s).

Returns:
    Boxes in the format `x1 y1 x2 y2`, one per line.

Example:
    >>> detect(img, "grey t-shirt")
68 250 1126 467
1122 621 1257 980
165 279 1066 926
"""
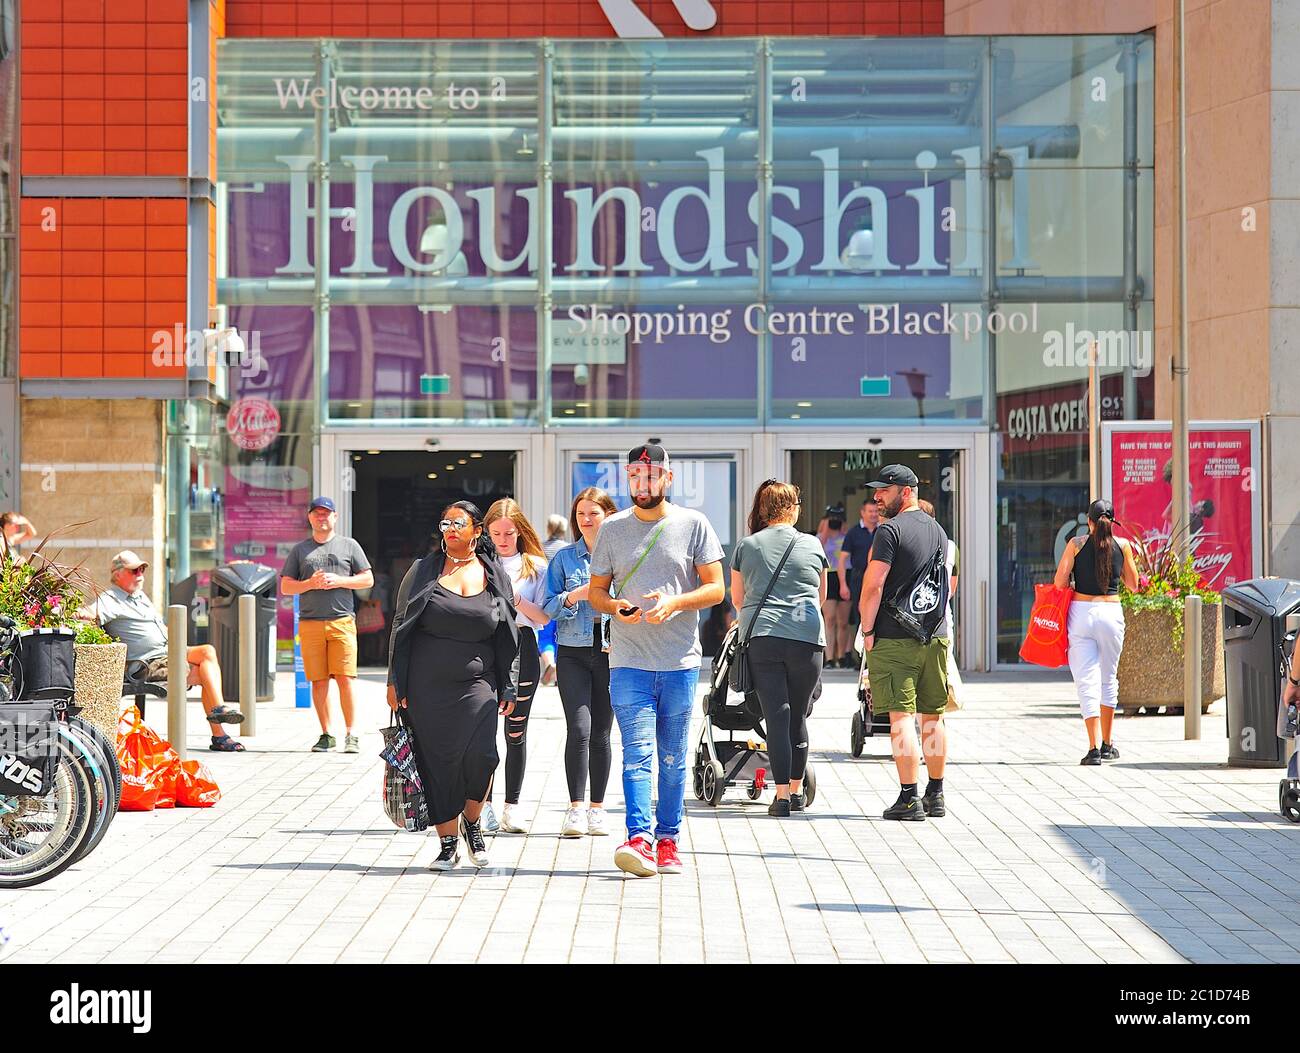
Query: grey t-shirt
732 525 828 647
281 535 372 620
590 505 724 671
95 585 168 663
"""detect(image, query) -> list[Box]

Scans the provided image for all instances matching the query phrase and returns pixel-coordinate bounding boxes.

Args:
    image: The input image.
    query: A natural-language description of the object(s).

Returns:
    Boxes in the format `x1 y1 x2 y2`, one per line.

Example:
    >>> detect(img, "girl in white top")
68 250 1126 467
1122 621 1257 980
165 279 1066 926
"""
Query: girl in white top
484 499 550 834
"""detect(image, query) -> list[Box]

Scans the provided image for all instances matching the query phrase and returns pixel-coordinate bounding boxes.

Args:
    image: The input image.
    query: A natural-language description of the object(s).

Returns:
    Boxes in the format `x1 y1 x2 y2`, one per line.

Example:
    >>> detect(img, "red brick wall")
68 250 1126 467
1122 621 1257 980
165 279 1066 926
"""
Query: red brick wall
224 0 946 37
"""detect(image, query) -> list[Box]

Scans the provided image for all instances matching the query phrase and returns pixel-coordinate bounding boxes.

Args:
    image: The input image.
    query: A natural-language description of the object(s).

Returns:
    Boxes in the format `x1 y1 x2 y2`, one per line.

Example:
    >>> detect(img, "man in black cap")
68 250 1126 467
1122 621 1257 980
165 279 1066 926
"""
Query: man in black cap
280 496 374 753
589 444 725 877
858 464 950 821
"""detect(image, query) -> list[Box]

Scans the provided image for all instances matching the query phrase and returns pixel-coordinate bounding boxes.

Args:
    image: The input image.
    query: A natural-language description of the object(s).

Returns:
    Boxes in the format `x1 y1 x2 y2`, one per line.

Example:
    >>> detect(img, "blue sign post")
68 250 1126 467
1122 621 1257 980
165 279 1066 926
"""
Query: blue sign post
292 595 311 708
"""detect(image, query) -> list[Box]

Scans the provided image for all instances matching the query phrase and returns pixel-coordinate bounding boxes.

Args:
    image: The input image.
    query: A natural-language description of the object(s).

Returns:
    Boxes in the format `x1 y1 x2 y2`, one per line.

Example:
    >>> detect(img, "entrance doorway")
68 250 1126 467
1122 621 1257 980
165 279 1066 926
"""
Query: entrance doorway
347 449 518 664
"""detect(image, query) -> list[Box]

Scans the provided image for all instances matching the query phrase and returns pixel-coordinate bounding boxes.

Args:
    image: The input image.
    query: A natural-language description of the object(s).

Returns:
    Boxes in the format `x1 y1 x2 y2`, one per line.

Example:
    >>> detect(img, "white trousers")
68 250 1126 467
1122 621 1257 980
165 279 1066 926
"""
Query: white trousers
1067 601 1126 720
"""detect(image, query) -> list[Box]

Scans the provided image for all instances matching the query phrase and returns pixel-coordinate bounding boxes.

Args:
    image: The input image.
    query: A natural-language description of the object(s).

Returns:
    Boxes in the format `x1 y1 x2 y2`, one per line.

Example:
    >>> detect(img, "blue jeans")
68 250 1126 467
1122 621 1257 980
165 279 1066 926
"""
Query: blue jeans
610 666 698 841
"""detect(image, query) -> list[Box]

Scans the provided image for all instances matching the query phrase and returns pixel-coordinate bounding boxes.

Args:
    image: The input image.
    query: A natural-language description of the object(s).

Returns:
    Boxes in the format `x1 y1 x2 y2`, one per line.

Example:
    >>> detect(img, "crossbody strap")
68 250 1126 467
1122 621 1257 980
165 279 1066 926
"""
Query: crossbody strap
611 520 667 601
742 533 800 646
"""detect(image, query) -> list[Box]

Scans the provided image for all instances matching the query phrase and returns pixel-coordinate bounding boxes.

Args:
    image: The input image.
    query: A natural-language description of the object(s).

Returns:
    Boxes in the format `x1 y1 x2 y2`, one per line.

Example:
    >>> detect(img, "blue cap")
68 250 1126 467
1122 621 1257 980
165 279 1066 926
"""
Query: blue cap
309 496 336 512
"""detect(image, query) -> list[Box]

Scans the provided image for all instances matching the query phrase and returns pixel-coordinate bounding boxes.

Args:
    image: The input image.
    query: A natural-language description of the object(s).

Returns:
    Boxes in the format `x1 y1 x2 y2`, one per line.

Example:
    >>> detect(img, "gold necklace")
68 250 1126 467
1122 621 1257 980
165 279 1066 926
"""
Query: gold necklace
445 550 475 568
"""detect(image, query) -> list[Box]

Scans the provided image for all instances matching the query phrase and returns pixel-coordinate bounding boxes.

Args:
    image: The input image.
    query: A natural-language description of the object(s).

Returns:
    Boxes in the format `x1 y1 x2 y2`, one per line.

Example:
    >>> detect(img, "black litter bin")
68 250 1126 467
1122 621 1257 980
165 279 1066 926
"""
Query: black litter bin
210 562 278 702
1221 578 1300 768
169 571 210 646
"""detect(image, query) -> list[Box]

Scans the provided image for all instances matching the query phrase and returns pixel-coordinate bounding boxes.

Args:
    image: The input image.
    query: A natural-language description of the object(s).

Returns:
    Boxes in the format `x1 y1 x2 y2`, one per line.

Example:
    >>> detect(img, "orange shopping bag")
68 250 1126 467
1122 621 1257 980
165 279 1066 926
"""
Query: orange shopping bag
176 759 222 807
116 705 182 811
1018 583 1075 668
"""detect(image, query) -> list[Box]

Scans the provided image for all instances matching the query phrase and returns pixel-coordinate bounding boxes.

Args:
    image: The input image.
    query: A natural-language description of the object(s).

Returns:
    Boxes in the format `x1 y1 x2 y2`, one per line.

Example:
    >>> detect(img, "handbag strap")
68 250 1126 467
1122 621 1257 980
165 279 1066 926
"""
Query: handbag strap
742 533 800 647
611 520 667 601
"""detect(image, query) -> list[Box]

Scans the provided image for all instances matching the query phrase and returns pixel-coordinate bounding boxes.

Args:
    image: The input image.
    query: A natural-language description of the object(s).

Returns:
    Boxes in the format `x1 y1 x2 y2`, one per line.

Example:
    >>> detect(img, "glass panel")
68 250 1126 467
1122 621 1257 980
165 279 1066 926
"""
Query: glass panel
329 305 538 422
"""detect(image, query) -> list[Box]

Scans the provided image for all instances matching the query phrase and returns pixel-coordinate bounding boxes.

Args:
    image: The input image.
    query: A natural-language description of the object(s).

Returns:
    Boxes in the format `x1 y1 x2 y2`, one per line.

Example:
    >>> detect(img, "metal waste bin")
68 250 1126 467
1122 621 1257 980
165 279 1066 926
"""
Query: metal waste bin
209 561 277 702
1221 578 1300 768
169 571 210 646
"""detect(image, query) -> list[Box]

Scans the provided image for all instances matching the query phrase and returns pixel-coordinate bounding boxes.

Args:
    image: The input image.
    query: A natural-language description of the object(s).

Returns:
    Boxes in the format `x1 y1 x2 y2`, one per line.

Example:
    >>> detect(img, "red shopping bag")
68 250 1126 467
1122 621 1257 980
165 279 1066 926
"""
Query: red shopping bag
116 705 182 811
177 759 222 807
1018 583 1075 668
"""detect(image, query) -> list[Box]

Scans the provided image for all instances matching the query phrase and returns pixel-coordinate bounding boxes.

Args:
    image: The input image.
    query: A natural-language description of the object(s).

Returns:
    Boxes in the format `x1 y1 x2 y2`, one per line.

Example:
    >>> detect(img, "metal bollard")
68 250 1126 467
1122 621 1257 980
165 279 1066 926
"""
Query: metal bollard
239 592 257 737
167 604 187 760
1184 594 1202 740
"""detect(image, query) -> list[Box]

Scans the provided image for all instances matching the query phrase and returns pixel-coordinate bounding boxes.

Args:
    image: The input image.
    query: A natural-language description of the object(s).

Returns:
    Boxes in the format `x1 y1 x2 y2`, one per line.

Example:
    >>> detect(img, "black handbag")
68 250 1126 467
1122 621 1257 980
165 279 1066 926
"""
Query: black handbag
730 533 799 695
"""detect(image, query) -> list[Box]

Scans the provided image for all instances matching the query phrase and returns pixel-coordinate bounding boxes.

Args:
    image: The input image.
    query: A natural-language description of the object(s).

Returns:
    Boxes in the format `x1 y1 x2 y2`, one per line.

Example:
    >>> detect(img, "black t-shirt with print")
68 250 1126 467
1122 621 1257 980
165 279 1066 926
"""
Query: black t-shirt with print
868 508 949 640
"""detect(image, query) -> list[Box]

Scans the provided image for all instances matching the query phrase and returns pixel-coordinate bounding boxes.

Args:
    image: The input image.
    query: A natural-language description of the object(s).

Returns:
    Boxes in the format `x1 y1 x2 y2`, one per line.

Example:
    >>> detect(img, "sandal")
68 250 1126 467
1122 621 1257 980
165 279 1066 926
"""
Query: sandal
210 735 246 752
207 706 246 725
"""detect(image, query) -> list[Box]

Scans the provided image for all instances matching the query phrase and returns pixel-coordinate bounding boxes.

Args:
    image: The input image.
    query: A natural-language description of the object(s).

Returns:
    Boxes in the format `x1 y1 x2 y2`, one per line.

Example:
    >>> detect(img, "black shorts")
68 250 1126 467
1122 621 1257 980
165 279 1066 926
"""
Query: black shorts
827 571 842 597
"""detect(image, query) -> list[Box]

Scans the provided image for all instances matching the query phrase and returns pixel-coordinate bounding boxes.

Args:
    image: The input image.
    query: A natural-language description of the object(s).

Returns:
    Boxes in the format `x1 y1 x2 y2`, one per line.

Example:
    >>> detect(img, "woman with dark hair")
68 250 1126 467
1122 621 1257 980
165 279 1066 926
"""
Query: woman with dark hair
817 505 850 667
542 486 619 838
1053 498 1139 766
388 501 520 871
732 480 828 816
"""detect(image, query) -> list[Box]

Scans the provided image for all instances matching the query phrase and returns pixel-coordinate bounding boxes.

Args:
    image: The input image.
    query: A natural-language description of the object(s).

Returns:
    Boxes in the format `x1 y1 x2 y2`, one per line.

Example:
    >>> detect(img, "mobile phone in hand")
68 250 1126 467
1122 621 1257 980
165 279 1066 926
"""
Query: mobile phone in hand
619 605 640 616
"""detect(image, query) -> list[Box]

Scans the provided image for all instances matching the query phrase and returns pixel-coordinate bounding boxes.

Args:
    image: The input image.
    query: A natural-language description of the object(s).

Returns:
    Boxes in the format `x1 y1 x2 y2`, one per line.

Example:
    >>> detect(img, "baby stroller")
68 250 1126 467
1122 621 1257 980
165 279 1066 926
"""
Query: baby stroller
1278 625 1300 823
692 623 818 808
849 647 891 757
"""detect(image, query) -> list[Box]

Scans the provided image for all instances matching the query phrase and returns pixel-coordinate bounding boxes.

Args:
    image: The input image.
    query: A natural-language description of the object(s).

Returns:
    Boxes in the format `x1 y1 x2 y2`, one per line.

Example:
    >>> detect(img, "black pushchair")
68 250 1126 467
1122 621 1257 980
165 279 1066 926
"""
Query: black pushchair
691 623 818 808
849 647 891 757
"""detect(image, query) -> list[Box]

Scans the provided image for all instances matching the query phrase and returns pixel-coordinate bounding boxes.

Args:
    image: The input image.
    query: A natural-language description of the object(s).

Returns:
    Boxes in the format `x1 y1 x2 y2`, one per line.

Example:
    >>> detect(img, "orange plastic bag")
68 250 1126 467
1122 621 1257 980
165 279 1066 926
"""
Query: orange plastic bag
1018 583 1075 668
116 705 182 812
177 759 221 807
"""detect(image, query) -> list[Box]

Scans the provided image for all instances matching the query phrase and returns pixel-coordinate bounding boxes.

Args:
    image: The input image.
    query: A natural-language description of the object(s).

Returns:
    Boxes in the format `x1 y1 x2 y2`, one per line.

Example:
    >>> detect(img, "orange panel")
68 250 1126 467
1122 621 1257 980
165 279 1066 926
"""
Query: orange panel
105 328 147 352
22 48 63 73
104 277 146 300
61 354 107 377
105 74 147 100
20 276 62 301
146 0 189 22
145 151 187 175
150 24 188 46
105 153 142 176
149 49 189 74
145 250 187 276
105 200 146 225
146 73 186 100
150 278 187 301
63 303 104 326
20 354 63 378
145 225 187 250
104 354 147 378
62 152 106 175
109 0 148 19
22 99 63 124
63 199 104 224
146 126 187 151
105 226 146 250
61 224 104 250
20 328 62 353
21 126 62 151
63 99 105 125
104 251 145 275
145 200 186 224
19 151 61 172
104 300 146 326
63 0 106 20
19 251 62 277
23 24 64 46
63 276 106 300
64 49 105 73
61 251 104 277
62 74 106 99
104 22 148 47
20 73 63 99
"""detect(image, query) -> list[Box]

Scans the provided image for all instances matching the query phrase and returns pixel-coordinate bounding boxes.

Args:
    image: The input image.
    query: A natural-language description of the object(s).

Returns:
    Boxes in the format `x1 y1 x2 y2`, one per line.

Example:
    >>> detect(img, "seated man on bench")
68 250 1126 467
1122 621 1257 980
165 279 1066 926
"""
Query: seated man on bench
91 550 246 752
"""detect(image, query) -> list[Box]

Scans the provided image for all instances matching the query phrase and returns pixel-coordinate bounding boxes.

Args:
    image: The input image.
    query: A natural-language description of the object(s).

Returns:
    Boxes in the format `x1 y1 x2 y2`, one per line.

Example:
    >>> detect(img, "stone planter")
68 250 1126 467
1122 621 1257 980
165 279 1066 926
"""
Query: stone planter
74 641 127 741
1116 606 1224 714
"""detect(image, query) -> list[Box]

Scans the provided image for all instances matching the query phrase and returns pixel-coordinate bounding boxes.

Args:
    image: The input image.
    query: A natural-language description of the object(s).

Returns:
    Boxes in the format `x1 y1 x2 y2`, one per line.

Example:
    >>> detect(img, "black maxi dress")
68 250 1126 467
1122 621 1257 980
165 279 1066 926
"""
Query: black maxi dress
389 553 519 827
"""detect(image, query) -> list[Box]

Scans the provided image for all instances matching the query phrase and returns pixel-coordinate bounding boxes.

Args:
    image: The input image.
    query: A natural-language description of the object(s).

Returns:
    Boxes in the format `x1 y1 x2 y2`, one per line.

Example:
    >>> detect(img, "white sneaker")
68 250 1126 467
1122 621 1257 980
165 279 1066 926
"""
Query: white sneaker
500 804 527 834
586 808 609 836
561 807 586 838
481 803 500 834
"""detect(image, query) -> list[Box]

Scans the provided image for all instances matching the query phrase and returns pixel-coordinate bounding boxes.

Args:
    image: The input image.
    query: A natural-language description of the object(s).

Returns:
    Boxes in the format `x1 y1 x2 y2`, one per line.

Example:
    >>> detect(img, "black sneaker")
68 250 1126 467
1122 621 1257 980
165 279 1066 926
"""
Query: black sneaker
311 733 336 752
1080 748 1102 766
921 791 946 817
429 835 461 872
768 797 791 817
882 796 927 821
1099 742 1120 760
789 792 806 812
460 815 490 868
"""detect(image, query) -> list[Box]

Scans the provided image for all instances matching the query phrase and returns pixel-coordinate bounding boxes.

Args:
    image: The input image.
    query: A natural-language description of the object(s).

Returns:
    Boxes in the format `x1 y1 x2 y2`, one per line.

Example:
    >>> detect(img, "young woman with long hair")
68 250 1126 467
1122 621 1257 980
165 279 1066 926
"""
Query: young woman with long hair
387 501 520 871
1053 498 1139 765
542 486 620 837
483 498 551 834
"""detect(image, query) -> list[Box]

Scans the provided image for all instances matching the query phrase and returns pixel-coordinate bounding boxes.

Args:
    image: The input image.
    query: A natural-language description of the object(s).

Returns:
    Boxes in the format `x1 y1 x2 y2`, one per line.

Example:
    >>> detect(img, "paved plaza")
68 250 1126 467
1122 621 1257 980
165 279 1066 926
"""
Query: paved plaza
2 669 1298 965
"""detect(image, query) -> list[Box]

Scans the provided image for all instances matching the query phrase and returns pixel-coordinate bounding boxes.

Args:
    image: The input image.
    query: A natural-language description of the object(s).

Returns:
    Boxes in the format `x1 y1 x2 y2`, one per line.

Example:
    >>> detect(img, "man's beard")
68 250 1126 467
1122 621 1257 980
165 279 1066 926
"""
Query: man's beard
632 491 665 510
878 493 904 519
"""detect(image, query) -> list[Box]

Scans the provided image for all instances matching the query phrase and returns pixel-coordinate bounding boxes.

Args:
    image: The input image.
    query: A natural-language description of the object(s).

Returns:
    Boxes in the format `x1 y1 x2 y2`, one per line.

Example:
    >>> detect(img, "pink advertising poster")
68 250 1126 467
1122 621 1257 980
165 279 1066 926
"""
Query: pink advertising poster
1103 423 1261 591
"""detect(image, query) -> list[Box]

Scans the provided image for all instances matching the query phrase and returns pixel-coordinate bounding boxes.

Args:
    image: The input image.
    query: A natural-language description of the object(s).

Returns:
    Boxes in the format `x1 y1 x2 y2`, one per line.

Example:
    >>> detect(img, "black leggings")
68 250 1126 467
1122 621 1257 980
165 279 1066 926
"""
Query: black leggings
556 644 613 804
748 635 822 785
496 626 539 806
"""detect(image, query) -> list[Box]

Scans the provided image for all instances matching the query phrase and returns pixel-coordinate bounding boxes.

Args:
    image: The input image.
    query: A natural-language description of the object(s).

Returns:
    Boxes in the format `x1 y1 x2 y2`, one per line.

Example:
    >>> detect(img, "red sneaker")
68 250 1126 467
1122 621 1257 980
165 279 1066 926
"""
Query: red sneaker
656 838 683 874
614 836 658 877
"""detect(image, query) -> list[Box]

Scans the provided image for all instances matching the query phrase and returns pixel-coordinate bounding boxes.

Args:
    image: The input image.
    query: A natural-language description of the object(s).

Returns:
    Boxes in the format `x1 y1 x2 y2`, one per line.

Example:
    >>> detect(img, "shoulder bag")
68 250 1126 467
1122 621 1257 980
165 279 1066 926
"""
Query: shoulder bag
730 533 800 694
602 520 667 649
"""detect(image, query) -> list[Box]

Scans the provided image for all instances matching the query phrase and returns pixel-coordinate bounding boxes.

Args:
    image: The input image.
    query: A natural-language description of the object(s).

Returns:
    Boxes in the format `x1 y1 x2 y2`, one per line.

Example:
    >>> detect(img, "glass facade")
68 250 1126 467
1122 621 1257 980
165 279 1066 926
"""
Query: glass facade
188 32 1156 666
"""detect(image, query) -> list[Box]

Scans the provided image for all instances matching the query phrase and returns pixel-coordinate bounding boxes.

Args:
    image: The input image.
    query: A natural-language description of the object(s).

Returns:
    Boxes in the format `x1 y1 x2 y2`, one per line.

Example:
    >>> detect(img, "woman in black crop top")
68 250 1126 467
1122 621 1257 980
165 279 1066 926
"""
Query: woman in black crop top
1053 499 1139 766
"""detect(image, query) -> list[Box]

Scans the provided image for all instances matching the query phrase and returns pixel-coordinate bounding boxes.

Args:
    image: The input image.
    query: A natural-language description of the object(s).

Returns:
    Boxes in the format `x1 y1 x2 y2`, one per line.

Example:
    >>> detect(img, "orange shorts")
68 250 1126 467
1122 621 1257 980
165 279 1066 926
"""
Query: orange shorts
299 617 358 682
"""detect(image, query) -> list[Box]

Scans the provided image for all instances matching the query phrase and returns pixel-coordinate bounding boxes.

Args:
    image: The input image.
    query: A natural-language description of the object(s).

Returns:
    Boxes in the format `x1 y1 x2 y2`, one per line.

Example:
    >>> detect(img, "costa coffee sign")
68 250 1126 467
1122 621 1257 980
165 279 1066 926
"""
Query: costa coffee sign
227 398 281 451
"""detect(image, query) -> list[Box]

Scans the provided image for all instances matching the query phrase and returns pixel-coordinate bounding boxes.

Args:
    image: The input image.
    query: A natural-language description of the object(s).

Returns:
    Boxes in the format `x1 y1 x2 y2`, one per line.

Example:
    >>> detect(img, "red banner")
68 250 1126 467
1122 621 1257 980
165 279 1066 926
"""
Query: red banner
1107 426 1257 590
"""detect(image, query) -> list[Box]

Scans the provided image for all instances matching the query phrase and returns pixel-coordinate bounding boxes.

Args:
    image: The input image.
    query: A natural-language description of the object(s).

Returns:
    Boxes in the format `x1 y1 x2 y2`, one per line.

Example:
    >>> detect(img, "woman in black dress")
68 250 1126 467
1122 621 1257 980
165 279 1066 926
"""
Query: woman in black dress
388 501 520 871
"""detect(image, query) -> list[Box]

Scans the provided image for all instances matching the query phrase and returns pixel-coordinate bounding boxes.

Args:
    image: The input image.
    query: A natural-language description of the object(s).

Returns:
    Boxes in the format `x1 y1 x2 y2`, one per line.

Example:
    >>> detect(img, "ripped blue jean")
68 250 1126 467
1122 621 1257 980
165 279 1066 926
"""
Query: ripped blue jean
609 666 698 841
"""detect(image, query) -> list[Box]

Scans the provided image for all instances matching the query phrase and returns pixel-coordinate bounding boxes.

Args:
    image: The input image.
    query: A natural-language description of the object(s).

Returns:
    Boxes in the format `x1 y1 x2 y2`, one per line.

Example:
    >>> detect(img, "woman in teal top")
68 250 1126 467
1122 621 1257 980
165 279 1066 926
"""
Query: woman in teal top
731 480 828 817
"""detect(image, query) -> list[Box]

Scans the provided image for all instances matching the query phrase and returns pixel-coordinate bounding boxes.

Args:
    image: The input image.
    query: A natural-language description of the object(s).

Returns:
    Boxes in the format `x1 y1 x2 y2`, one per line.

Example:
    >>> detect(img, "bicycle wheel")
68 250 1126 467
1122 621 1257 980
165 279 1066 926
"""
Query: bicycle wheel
59 722 117 862
67 716 121 812
0 738 96 889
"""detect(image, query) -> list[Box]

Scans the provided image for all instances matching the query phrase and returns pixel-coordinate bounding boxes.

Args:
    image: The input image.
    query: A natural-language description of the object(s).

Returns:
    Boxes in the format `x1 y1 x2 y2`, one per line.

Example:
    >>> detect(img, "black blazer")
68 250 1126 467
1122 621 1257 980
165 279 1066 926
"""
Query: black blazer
387 550 521 705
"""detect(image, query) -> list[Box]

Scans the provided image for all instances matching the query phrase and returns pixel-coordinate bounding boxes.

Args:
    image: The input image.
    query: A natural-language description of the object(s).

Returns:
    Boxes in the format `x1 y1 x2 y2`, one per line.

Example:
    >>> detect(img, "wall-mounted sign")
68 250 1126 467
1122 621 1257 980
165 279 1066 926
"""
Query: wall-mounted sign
226 397 281 451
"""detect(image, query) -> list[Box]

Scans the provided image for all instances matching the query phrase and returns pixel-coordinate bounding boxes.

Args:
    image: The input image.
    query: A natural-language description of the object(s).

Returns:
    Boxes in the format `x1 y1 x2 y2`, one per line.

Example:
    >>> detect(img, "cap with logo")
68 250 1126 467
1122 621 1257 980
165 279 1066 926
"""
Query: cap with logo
309 496 336 513
866 464 920 489
626 444 671 472
111 550 149 573
1088 498 1115 521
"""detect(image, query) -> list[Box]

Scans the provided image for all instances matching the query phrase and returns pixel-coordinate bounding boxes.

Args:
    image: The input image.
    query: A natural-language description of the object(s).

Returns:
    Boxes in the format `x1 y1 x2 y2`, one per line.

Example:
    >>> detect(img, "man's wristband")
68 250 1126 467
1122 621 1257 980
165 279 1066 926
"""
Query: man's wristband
862 626 875 636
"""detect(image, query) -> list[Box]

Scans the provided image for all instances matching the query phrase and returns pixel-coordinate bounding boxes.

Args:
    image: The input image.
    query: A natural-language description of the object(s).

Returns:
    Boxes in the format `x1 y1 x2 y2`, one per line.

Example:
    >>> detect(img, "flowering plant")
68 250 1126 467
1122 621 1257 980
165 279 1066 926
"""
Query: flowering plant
0 523 103 634
1118 522 1220 648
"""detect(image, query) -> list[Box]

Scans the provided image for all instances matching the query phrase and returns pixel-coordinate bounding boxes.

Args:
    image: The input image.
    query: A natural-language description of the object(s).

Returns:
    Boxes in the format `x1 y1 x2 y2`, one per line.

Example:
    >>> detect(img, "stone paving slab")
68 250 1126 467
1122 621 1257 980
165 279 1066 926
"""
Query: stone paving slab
0 668 1296 964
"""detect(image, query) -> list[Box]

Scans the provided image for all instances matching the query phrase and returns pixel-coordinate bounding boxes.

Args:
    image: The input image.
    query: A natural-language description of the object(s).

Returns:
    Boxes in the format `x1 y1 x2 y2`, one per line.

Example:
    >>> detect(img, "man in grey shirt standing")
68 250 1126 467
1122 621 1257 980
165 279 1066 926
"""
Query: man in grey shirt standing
589 445 725 878
280 497 373 753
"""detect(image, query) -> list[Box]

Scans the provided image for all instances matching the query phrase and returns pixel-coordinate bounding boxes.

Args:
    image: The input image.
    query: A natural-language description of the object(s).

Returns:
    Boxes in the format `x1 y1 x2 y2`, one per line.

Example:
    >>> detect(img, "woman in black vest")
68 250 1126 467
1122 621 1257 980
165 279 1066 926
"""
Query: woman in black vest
388 501 520 871
1053 499 1139 766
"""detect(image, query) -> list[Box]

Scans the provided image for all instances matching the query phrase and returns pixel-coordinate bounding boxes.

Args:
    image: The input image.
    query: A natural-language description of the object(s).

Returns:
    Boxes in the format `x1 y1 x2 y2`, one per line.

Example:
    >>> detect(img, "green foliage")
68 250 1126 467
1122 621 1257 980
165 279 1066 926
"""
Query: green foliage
1118 522 1220 649
0 522 101 633
74 623 114 646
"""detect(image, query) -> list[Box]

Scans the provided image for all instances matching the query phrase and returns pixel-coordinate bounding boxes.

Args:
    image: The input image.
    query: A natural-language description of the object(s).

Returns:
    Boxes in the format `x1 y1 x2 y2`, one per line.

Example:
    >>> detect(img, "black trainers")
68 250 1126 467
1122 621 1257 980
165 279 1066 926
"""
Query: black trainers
311 733 336 752
429 835 461 872
882 795 927 821
921 791 946 817
1080 748 1102 766
1099 742 1120 760
789 792 806 812
768 797 791 817
460 815 490 868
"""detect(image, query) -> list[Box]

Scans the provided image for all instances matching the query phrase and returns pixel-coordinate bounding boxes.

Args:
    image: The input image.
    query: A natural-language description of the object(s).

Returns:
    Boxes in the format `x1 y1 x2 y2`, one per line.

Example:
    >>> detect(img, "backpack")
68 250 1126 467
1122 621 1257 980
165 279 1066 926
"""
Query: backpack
883 521 950 645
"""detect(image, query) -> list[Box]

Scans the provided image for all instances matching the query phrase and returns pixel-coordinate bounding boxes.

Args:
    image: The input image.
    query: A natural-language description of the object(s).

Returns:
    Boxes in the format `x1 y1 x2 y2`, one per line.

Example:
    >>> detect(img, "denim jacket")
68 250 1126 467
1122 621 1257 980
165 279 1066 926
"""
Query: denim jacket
541 538 609 648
